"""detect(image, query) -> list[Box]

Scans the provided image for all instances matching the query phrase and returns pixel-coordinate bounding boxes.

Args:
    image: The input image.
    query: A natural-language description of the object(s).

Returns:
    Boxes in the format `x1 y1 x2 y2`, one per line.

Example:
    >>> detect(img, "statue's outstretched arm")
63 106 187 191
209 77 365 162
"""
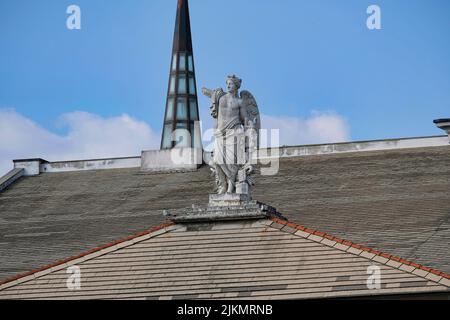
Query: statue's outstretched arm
202 87 213 98
202 88 225 119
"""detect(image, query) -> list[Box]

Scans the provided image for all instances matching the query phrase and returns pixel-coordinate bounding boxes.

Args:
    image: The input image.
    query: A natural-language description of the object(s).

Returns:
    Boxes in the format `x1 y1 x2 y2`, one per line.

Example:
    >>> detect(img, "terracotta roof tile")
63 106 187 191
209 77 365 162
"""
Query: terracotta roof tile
0 222 174 287
272 217 450 281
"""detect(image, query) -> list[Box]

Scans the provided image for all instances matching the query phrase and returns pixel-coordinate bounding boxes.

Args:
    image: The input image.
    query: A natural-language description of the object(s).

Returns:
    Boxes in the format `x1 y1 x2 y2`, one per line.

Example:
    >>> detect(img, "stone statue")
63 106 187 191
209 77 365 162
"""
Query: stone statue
202 75 260 198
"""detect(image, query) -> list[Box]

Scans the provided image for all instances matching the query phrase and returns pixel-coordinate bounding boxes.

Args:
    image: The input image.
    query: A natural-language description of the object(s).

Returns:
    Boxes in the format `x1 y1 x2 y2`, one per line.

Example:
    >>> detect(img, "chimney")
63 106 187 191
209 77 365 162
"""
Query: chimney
434 119 450 144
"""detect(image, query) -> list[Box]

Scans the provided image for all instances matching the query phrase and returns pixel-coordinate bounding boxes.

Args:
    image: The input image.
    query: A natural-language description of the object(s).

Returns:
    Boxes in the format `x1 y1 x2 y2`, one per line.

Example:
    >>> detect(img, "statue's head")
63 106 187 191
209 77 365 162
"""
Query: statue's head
226 74 242 93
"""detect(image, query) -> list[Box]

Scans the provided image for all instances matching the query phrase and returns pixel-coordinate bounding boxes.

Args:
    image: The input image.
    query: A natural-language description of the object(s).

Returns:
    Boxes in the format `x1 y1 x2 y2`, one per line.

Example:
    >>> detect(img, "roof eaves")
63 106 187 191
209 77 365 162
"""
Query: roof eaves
269 217 450 288
0 222 176 291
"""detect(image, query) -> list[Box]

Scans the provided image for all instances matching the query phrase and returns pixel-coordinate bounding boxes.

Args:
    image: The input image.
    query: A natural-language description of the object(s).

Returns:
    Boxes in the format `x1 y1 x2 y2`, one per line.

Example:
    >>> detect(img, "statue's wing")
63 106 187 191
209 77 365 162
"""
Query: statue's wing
240 90 261 131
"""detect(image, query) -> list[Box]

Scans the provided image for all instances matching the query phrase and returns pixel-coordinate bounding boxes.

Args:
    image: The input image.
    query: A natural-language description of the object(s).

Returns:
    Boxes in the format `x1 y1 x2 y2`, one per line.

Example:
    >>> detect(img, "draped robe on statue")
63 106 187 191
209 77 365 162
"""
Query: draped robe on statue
214 116 243 190
203 77 260 195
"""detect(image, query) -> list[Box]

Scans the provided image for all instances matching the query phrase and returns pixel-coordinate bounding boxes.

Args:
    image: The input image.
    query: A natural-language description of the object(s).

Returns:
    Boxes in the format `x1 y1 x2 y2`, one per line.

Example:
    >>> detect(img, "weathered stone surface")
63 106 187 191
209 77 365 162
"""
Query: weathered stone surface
12 157 142 176
140 148 202 172
209 193 250 206
13 159 43 176
163 198 283 223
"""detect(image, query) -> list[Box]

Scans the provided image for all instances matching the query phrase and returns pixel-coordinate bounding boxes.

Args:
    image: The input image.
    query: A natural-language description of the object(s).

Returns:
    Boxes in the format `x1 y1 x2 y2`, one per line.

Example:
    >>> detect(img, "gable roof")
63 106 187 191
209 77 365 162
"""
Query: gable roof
0 218 448 300
1 146 449 282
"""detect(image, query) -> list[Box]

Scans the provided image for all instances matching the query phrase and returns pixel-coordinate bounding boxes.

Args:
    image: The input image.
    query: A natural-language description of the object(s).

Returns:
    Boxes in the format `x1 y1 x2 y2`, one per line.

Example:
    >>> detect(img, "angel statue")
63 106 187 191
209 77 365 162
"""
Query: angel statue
202 75 261 198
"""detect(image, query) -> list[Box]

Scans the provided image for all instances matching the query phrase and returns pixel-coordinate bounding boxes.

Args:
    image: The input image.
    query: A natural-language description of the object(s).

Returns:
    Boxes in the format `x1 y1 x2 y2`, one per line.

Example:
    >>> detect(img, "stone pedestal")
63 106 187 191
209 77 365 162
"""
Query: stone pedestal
209 193 250 206
163 193 284 223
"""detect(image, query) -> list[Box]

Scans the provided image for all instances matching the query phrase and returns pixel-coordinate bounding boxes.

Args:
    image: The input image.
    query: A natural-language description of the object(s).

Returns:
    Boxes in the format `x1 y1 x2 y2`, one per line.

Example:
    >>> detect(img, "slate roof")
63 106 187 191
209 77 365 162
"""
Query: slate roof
0 218 448 300
0 145 449 283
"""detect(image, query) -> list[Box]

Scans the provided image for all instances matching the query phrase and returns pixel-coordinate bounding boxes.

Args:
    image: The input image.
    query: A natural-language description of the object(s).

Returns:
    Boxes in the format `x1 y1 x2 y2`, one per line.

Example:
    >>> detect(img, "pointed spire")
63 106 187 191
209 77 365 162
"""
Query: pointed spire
161 0 202 150
172 0 193 53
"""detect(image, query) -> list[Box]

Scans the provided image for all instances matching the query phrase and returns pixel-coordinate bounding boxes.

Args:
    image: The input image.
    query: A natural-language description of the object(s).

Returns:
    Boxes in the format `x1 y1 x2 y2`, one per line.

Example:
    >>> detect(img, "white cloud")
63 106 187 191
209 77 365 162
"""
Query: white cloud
0 109 160 176
261 111 350 147
0 108 350 177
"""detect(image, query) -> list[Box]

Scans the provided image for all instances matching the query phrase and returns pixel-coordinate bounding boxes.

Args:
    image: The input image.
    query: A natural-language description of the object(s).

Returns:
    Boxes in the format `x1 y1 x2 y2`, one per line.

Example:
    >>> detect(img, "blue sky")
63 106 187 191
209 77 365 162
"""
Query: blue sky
0 0 449 173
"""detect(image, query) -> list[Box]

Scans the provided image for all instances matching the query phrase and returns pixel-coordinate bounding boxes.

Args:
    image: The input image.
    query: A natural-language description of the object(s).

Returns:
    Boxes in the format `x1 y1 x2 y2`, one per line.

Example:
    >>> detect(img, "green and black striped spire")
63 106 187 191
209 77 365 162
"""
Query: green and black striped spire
161 0 201 149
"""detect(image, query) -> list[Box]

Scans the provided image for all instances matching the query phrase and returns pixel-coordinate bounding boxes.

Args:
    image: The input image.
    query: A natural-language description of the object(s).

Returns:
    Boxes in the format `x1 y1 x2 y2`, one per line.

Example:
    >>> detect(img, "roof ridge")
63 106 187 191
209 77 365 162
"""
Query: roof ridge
269 217 450 287
0 222 175 290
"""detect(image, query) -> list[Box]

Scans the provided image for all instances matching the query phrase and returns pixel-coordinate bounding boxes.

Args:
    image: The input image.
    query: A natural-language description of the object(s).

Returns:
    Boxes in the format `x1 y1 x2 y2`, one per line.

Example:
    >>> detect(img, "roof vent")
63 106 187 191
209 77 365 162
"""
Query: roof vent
434 119 450 143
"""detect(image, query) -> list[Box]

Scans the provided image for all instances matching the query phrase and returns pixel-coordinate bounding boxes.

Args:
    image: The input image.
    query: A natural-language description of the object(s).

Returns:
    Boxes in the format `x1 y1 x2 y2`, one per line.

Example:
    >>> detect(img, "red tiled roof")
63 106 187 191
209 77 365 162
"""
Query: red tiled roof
270 217 450 280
